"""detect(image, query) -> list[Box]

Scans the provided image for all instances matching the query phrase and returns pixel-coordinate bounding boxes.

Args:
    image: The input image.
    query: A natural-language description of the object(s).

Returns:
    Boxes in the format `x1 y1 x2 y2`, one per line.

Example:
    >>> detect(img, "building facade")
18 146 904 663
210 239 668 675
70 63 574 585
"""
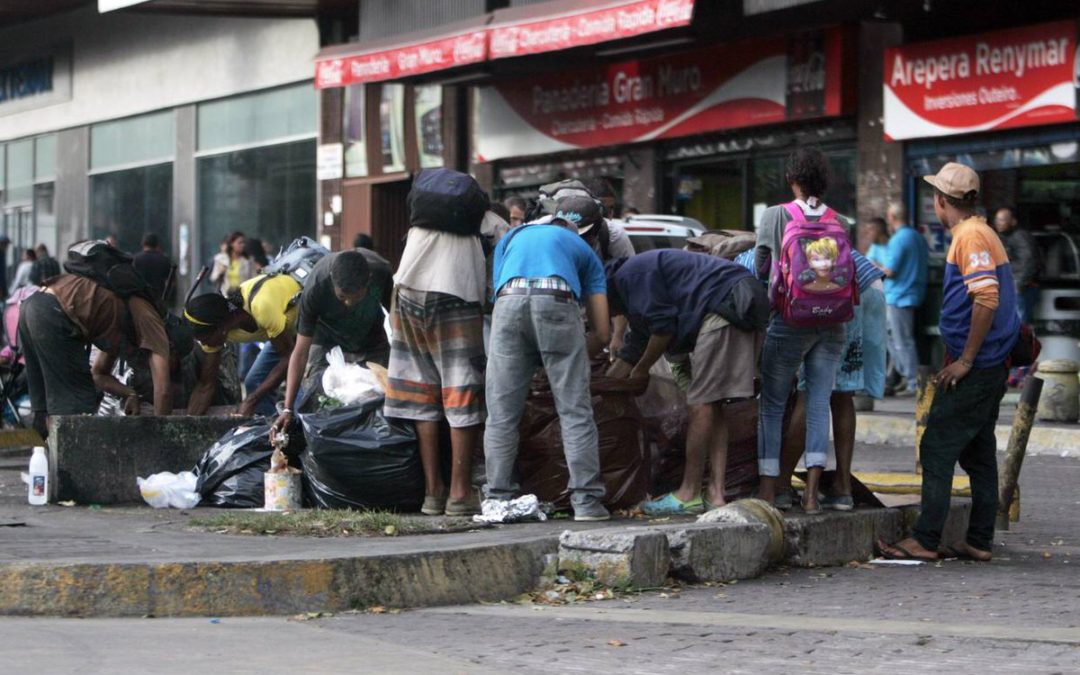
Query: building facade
0 4 321 300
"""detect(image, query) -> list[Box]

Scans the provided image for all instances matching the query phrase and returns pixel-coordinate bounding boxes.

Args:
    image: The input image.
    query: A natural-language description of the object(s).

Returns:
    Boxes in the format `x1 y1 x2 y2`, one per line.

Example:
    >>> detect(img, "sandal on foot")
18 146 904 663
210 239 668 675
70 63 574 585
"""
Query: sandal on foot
801 500 823 515
421 494 447 516
875 539 938 562
938 544 992 561
642 493 705 516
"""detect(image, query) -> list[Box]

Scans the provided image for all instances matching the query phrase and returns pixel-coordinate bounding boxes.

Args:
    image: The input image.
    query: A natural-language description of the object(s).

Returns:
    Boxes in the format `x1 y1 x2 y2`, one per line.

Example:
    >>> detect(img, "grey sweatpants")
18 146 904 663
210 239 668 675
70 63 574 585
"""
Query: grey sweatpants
483 293 605 508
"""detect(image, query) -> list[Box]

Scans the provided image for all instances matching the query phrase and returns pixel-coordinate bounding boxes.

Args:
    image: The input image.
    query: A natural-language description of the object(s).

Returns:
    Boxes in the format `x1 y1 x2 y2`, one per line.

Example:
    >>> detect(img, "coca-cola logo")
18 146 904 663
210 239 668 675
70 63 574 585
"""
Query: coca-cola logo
453 33 486 64
789 52 826 94
317 59 344 87
656 0 694 26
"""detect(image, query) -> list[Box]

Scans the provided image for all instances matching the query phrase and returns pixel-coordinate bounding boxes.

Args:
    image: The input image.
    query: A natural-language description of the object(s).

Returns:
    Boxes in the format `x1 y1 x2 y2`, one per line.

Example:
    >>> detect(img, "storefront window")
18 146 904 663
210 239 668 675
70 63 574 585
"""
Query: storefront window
90 164 172 254
5 139 33 205
34 183 57 256
90 111 174 254
380 84 406 173
196 84 317 269
197 140 316 268
91 111 174 170
34 134 56 183
414 85 443 169
344 84 367 177
197 83 315 152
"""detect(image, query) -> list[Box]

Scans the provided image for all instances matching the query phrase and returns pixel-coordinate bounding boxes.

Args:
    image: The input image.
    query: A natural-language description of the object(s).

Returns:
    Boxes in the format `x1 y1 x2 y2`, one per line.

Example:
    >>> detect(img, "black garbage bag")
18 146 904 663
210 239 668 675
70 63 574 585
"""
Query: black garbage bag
299 398 423 511
194 422 303 508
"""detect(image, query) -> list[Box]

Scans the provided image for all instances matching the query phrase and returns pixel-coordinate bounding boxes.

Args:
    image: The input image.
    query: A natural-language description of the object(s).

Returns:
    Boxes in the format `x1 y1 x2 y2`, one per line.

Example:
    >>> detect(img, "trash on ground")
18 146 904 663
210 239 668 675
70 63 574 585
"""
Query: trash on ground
473 494 547 524
867 558 925 566
137 471 200 509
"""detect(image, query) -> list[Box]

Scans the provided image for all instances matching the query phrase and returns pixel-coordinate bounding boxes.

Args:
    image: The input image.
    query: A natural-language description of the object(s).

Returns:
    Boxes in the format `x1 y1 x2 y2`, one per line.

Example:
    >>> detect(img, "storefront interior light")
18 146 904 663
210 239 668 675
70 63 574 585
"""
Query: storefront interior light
594 36 696 59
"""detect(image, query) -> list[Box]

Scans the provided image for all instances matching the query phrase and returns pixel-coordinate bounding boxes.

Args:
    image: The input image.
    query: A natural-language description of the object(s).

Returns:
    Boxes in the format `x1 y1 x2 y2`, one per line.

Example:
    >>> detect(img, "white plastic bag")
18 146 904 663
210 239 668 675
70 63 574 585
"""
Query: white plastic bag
321 346 382 405
137 471 200 509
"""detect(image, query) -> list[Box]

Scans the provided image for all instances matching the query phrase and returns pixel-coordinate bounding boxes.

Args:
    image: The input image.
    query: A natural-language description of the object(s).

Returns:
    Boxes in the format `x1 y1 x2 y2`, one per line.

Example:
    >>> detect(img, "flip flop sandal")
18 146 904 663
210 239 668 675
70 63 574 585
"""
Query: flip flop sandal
875 539 938 562
938 544 992 561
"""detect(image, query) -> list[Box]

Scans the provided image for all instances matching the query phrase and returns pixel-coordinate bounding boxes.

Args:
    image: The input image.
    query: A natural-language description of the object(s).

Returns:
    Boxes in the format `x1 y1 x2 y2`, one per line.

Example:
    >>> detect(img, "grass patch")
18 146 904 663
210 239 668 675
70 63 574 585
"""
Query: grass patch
187 509 479 537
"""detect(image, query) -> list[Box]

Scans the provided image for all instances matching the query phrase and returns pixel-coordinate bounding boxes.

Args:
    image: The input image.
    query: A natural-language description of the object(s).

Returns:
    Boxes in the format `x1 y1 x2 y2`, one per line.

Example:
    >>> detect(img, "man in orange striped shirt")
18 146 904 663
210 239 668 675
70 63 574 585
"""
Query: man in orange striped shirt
878 162 1018 563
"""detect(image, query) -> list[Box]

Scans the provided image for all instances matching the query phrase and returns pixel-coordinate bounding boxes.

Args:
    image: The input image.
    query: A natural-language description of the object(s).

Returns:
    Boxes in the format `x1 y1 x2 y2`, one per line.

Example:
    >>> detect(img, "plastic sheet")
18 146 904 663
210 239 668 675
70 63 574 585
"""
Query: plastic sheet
194 423 303 508
300 398 423 511
516 361 650 511
321 346 383 406
138 471 200 509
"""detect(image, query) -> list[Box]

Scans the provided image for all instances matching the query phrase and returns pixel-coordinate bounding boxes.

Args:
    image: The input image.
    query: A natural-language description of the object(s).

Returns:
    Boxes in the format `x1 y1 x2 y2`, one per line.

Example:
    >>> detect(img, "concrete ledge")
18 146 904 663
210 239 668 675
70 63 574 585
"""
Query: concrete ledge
855 413 1080 458
0 503 972 618
0 539 557 618
49 415 245 505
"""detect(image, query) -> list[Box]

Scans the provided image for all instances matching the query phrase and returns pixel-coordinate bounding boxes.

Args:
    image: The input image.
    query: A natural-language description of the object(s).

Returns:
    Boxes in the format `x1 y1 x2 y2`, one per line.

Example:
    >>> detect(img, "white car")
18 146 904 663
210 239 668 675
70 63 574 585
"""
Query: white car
612 214 706 253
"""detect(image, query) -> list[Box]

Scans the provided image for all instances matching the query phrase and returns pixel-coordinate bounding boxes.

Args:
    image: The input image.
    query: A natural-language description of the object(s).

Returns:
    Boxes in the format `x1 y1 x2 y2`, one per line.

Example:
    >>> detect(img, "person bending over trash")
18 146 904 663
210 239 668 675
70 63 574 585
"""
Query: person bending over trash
606 248 769 516
183 272 306 416
483 195 612 522
271 249 391 432
19 243 172 438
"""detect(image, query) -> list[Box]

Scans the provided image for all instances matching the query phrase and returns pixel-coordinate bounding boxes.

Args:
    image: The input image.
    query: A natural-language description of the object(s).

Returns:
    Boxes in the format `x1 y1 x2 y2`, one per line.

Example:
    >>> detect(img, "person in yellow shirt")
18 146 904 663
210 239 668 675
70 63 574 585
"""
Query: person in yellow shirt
183 273 301 416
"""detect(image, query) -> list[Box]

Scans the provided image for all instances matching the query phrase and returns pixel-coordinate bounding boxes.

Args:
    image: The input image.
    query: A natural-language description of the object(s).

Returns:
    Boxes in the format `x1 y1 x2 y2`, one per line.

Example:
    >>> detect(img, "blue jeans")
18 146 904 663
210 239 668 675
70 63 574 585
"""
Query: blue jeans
886 305 918 389
243 343 281 417
758 317 844 476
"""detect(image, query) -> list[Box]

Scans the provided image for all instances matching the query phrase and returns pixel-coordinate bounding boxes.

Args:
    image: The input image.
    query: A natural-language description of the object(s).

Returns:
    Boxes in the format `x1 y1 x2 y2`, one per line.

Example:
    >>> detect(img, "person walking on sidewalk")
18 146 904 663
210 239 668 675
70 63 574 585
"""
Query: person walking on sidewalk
881 202 928 397
753 147 848 510
606 249 768 516
483 196 612 522
993 207 1040 324
878 162 1019 562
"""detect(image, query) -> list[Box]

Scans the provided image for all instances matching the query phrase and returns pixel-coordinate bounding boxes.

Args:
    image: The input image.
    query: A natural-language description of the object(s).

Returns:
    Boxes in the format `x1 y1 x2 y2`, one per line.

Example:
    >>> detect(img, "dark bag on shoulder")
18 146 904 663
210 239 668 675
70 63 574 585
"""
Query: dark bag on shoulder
407 168 489 236
64 240 159 310
1009 323 1041 368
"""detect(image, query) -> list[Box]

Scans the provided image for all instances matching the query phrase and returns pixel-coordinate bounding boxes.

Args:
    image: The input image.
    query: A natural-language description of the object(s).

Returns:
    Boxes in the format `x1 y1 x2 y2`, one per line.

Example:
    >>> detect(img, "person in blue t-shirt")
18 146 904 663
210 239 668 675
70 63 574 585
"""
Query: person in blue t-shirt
882 202 928 396
484 195 612 522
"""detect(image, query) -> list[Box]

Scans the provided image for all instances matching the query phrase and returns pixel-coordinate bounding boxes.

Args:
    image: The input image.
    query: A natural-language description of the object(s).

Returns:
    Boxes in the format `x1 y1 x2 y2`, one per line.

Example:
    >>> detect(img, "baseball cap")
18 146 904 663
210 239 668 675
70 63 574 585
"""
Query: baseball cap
923 162 980 200
552 195 603 235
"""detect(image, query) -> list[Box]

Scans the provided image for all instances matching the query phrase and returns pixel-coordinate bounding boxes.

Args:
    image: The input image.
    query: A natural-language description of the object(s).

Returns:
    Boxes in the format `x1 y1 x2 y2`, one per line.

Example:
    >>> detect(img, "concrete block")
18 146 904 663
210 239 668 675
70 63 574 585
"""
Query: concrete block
49 415 245 505
697 498 786 562
784 508 905 567
668 522 772 583
558 527 670 589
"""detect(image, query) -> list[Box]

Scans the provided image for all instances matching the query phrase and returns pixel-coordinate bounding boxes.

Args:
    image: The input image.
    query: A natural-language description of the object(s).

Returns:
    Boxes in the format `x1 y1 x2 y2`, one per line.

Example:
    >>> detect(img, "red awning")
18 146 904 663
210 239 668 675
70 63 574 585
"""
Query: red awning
314 0 697 88
315 16 489 89
488 0 695 60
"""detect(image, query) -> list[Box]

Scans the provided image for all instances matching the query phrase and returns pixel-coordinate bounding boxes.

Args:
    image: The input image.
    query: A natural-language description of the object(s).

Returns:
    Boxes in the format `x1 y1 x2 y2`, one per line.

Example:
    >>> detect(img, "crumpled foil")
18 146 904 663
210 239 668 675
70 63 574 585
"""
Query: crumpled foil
472 494 548 524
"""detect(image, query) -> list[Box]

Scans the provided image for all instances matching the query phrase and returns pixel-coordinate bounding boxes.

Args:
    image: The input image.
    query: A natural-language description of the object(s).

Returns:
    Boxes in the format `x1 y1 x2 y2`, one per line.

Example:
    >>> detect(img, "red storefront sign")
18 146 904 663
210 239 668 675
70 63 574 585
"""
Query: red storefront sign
474 28 847 162
883 21 1078 141
489 0 695 60
315 29 488 89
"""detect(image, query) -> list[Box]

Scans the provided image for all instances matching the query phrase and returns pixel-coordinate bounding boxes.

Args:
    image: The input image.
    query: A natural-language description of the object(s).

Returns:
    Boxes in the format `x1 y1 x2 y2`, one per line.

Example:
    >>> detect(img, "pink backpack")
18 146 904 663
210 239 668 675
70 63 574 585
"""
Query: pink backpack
770 202 857 327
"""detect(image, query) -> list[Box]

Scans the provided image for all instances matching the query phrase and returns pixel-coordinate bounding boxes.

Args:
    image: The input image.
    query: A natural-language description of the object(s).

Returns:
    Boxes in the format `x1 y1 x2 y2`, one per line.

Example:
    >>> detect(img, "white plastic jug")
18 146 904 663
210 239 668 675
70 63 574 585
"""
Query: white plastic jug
28 446 48 505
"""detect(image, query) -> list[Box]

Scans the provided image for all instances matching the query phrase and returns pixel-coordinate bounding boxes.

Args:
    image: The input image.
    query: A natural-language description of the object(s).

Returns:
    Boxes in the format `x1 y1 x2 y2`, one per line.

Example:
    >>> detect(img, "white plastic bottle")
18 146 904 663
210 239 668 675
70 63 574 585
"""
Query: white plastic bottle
28 446 48 506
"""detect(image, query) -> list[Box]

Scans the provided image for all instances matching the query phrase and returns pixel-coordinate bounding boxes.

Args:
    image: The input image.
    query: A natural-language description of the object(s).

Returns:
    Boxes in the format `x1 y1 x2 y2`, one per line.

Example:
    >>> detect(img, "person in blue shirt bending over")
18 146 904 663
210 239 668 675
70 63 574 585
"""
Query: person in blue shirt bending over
483 195 612 522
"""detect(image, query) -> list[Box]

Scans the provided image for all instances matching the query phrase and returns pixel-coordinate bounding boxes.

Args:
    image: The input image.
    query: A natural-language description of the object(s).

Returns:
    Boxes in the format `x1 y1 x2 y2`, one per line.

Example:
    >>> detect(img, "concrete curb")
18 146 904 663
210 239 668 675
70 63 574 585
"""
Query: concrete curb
855 414 1080 458
0 539 557 618
0 503 970 618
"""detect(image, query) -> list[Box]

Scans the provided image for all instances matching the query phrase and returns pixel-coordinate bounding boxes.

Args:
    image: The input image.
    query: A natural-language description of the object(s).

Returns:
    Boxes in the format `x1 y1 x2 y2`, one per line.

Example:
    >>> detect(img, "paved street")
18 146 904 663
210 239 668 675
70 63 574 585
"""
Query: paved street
1 445 1077 673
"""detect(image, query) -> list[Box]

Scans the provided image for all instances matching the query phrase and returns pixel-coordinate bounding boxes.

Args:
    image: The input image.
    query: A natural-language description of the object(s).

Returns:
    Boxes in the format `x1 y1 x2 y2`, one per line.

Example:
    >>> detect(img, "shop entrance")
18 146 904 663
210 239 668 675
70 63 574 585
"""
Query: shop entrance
672 160 747 230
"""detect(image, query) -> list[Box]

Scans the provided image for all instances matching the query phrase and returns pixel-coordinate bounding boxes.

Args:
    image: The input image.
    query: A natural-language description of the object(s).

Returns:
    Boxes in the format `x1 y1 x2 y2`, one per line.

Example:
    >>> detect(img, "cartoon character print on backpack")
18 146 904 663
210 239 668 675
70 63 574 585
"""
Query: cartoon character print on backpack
771 203 857 327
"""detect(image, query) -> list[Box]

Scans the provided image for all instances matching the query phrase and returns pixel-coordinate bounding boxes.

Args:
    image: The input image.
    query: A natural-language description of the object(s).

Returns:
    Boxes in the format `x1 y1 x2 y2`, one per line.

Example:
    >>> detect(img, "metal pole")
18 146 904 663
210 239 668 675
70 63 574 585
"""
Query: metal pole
996 375 1043 531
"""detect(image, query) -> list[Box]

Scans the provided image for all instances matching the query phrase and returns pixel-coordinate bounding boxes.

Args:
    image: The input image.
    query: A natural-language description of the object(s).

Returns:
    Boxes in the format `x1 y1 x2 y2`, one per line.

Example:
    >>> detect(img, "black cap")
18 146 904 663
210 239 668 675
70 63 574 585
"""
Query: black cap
552 195 602 235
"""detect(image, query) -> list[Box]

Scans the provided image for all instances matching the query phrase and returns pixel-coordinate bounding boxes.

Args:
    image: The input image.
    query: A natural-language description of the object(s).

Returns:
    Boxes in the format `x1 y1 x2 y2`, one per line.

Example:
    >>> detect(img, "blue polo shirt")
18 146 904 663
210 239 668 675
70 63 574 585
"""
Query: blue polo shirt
492 223 607 301
884 225 928 308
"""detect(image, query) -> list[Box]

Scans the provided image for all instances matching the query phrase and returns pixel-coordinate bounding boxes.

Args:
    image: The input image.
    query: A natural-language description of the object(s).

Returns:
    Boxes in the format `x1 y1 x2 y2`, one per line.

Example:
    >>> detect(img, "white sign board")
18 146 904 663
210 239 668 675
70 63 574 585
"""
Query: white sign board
316 143 344 181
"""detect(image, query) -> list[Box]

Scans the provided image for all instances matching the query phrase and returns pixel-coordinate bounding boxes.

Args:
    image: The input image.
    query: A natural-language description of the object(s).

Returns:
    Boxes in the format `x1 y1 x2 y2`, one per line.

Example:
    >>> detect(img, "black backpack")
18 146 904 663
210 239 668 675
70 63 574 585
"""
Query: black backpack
406 168 489 236
64 240 161 312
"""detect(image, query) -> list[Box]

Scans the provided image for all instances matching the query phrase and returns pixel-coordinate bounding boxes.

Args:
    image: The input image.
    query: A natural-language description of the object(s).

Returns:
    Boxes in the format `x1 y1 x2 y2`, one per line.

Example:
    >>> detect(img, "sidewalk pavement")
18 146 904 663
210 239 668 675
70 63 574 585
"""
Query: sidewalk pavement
0 447 971 619
855 391 1080 458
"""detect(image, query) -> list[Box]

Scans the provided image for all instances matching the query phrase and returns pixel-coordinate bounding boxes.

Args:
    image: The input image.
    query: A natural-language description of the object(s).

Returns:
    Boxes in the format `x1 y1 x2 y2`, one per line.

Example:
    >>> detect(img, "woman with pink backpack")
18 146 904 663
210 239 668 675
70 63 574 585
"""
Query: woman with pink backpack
754 148 854 514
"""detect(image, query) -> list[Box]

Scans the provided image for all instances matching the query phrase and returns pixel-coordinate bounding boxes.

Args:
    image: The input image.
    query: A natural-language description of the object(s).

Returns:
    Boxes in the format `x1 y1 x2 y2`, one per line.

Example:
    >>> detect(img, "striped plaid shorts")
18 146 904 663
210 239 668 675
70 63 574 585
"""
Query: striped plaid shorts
384 287 486 427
